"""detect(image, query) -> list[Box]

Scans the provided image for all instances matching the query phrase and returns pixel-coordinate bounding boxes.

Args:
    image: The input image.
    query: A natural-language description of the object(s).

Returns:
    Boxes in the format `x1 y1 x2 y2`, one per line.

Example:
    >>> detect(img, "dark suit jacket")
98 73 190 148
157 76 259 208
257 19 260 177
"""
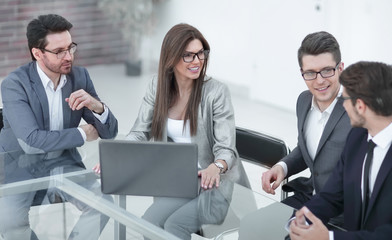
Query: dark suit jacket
0 62 118 168
283 90 351 193
306 127 392 240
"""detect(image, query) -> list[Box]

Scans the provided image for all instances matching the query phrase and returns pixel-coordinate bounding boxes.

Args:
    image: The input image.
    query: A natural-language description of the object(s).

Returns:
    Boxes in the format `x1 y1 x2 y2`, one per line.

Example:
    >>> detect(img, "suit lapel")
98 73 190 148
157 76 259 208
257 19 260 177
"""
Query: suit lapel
62 77 73 129
298 93 312 161
364 145 392 223
192 105 209 168
30 63 50 130
354 136 369 228
315 98 345 157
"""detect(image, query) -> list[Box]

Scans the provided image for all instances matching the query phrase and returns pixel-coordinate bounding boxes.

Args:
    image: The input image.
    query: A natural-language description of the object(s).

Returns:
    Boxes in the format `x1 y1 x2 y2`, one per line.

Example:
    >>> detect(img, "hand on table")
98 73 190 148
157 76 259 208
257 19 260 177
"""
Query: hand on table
198 163 222 189
92 163 101 174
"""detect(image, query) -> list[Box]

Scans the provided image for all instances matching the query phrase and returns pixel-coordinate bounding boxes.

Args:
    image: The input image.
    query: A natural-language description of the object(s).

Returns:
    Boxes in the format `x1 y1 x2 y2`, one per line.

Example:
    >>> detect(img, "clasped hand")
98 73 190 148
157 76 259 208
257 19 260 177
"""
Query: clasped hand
65 89 103 114
65 89 102 142
289 207 329 240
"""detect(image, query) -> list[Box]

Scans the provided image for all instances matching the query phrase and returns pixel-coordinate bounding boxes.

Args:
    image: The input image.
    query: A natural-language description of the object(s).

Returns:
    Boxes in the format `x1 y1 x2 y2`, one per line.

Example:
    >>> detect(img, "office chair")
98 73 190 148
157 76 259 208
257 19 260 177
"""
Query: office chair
200 127 290 239
236 127 290 200
236 126 290 172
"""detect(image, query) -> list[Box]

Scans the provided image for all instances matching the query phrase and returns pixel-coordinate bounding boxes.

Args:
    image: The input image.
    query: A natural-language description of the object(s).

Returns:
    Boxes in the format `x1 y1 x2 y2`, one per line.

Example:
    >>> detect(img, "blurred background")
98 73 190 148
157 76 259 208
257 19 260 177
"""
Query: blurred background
1 2 391 233
1 0 392 150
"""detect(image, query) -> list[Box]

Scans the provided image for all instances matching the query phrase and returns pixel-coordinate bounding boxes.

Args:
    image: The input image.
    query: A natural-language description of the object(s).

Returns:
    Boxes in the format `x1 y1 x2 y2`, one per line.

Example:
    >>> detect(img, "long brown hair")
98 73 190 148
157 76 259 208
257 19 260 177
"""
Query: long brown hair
151 23 210 140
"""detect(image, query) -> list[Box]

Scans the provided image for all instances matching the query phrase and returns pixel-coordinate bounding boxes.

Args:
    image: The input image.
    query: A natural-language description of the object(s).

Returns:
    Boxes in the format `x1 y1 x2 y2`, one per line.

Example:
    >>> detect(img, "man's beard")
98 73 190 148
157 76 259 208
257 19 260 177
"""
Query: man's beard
351 108 366 128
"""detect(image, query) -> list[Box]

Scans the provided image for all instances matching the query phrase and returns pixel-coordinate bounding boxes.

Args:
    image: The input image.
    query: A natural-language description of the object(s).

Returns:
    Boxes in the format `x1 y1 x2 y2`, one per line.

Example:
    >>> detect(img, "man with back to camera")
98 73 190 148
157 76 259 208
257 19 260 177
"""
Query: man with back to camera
290 61 392 240
0 14 118 239
261 31 351 225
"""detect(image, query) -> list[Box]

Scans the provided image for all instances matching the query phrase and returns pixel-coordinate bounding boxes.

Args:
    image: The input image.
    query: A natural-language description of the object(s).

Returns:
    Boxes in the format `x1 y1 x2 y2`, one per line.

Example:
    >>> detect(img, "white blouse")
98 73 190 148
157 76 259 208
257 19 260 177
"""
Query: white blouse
167 118 201 168
167 118 191 143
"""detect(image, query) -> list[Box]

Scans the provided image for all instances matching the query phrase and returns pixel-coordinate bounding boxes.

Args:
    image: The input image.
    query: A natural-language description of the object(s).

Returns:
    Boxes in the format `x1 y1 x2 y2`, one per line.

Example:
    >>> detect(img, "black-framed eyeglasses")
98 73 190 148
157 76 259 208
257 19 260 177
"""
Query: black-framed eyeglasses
182 49 209 63
40 42 77 59
337 95 352 101
301 62 340 81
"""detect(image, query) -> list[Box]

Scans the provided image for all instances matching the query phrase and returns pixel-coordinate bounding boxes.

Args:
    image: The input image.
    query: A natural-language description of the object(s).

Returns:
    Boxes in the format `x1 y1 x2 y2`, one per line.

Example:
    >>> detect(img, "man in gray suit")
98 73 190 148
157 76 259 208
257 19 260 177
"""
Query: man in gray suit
262 31 351 223
0 14 118 239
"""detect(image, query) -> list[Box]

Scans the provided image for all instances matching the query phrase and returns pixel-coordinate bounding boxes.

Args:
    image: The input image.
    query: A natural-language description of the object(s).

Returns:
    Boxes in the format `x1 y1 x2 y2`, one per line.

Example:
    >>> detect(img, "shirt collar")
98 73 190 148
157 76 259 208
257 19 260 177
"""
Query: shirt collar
310 96 337 116
368 122 392 149
36 62 67 90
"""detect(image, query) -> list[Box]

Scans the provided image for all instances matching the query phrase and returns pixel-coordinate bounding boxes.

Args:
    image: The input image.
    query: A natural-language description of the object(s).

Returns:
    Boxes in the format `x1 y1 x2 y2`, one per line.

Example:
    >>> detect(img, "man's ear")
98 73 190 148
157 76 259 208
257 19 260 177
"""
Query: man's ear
338 62 345 72
355 98 366 115
31 48 42 60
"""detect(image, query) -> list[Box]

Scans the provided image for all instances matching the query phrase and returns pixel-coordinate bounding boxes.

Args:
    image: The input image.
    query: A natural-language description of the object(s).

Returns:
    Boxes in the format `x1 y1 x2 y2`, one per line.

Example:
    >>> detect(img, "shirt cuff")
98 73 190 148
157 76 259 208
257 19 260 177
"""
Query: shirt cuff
276 161 288 177
77 127 87 142
93 103 109 123
329 231 334 240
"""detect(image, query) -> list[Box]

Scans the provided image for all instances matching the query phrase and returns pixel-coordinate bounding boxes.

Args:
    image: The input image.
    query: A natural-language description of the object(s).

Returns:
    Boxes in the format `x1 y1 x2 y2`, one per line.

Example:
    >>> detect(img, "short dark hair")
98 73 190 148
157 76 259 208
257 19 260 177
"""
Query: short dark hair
26 14 73 61
297 31 341 68
340 61 392 116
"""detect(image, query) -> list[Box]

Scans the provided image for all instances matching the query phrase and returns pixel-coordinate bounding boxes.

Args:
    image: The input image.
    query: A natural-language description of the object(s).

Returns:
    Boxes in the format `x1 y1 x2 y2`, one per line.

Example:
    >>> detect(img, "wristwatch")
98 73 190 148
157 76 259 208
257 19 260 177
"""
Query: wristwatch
93 101 106 115
214 161 225 174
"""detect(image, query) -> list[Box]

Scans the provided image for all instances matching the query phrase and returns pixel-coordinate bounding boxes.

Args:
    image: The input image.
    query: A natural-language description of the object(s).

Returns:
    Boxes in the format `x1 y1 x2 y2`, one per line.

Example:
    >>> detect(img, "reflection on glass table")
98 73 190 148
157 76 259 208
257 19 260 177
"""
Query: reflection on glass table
0 142 299 240
0 149 180 240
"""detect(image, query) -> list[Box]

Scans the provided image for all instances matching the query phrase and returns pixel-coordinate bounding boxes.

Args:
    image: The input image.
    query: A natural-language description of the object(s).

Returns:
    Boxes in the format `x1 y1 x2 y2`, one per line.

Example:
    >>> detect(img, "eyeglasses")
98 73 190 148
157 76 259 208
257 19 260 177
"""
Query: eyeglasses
40 42 77 59
337 95 352 101
182 49 209 63
301 62 340 81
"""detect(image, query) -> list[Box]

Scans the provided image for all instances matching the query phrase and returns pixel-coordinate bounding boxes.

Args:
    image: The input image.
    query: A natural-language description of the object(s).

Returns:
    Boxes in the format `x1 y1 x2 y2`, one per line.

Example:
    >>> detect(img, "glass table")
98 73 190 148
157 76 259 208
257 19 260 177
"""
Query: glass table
0 142 294 240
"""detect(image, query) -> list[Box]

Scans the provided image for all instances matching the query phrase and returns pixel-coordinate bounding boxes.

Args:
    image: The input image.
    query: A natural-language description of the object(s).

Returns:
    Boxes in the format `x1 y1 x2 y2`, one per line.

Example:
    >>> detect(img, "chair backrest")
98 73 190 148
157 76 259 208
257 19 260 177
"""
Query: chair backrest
236 127 290 168
200 127 291 238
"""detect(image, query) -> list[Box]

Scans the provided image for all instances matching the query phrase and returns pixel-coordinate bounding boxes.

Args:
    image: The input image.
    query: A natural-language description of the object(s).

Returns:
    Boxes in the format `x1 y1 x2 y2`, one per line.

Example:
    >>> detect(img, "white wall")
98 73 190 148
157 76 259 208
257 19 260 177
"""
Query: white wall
142 0 392 112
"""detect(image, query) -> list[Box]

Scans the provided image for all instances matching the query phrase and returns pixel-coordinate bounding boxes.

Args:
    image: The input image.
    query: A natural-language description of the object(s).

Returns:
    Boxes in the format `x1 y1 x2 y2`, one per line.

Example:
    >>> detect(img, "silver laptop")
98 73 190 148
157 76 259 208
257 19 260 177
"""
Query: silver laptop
99 139 199 198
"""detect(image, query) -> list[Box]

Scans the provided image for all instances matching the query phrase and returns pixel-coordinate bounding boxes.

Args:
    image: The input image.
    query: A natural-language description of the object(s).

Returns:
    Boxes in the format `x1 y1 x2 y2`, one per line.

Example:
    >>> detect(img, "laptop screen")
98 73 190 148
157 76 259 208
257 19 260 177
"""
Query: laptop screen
99 140 199 198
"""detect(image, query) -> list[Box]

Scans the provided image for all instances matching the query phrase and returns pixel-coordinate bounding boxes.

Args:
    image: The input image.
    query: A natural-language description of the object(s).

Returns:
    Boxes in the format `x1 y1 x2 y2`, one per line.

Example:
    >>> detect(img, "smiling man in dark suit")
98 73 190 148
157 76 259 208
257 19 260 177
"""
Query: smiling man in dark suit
290 61 392 240
262 32 351 226
0 14 118 239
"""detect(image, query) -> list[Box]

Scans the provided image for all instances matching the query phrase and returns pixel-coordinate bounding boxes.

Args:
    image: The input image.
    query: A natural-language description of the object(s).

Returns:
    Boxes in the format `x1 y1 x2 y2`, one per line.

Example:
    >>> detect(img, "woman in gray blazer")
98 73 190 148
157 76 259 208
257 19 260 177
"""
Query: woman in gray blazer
126 23 249 239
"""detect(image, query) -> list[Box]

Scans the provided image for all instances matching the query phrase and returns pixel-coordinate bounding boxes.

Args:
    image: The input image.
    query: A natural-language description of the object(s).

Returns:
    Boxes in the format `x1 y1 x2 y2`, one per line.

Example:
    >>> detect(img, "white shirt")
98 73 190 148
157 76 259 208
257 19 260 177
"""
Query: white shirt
277 89 341 176
167 118 191 143
167 118 201 168
329 122 392 240
363 122 392 200
36 62 108 158
304 97 337 160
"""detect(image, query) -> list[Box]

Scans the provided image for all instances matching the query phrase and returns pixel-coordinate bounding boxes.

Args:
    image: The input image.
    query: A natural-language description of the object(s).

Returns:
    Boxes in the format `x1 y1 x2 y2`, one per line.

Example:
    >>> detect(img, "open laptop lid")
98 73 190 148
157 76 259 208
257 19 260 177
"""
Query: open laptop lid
99 139 199 198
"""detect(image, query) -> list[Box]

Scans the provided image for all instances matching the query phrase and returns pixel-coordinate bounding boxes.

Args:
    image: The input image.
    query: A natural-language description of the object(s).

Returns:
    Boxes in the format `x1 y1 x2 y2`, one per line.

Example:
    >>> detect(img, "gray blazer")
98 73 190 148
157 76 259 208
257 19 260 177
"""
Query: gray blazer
127 76 250 188
0 62 118 166
283 90 351 193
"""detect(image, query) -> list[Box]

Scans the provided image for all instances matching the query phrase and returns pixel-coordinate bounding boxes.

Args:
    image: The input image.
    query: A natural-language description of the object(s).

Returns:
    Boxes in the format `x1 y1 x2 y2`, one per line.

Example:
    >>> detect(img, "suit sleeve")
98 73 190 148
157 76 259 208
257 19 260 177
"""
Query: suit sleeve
1 73 84 153
210 82 237 169
125 76 156 141
282 91 310 177
282 146 308 177
304 152 344 223
79 68 118 139
334 225 392 240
